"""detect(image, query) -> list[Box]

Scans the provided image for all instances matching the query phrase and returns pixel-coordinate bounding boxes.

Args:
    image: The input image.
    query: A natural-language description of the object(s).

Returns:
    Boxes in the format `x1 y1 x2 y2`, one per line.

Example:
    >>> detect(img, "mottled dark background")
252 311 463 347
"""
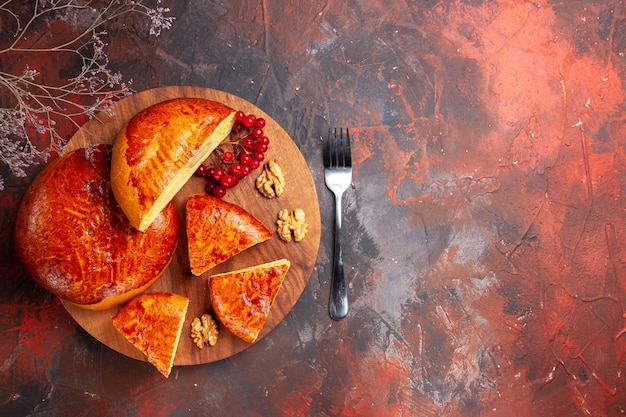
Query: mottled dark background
2 1 626 416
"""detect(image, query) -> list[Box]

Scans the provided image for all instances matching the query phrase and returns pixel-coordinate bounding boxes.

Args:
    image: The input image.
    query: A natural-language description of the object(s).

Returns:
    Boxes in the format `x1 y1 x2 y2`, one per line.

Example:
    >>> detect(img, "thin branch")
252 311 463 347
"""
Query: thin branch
0 0 174 187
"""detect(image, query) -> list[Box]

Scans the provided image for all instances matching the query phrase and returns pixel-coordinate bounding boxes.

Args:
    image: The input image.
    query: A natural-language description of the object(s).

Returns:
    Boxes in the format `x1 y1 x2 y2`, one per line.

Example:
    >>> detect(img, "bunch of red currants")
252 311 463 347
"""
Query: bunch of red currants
194 110 270 198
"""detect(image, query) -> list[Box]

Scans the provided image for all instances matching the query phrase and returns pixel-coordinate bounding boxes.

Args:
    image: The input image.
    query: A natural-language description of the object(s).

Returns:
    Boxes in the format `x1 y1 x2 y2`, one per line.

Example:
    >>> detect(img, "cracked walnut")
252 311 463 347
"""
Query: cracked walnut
277 208 308 242
190 314 219 348
255 159 285 198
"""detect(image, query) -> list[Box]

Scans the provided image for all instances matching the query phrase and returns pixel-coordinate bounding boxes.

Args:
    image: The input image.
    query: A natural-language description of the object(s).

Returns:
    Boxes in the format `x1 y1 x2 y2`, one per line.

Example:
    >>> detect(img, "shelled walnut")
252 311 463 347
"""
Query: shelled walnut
190 314 219 348
255 159 285 198
277 208 308 242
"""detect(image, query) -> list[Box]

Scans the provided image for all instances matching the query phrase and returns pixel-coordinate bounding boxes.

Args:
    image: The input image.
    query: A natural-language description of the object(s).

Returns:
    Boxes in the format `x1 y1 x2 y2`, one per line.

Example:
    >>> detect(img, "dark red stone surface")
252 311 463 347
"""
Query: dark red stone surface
2 1 626 416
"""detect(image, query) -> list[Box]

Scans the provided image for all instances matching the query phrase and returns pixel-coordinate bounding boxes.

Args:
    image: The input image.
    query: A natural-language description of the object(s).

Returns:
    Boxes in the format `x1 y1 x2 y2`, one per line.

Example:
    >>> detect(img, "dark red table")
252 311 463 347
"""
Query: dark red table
2 1 625 416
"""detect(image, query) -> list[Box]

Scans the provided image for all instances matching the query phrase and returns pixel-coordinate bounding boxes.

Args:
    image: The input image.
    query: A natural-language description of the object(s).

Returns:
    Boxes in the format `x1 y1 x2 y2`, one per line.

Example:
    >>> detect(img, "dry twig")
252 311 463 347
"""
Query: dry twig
0 0 174 188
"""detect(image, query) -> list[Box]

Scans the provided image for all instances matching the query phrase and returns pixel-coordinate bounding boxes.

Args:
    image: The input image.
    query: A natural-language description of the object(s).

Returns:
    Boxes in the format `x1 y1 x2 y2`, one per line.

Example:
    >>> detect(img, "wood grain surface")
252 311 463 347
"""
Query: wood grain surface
62 86 321 365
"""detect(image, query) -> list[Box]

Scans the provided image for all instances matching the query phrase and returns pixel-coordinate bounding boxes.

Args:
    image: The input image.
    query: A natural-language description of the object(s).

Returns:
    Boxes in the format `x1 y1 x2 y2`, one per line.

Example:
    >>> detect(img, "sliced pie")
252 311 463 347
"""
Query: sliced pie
186 193 272 275
111 98 236 231
209 259 290 343
112 292 189 378
14 144 179 310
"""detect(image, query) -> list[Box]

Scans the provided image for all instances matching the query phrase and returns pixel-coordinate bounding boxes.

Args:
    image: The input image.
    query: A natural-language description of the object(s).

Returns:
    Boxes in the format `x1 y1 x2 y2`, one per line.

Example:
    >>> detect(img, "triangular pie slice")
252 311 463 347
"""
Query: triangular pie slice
186 193 272 275
112 292 189 378
209 259 290 343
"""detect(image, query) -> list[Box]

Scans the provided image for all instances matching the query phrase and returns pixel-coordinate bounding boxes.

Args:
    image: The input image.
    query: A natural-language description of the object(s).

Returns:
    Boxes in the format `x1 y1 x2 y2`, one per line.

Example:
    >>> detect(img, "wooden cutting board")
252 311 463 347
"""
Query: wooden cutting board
62 86 321 365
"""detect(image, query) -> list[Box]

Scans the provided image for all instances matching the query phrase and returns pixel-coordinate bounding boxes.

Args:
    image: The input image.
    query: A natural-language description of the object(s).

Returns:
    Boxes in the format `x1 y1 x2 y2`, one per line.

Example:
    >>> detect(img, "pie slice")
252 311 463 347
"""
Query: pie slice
209 259 290 343
112 292 189 378
111 98 236 231
186 193 272 275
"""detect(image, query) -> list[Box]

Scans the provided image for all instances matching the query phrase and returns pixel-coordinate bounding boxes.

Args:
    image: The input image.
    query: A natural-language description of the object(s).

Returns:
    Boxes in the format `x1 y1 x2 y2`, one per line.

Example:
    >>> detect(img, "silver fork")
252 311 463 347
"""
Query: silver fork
324 127 352 320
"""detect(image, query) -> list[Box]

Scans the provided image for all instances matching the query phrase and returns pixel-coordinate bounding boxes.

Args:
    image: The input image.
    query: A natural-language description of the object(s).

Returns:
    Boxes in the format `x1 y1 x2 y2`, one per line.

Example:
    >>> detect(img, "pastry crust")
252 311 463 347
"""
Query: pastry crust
209 259 290 343
14 145 179 310
111 98 236 231
186 193 272 275
112 292 189 378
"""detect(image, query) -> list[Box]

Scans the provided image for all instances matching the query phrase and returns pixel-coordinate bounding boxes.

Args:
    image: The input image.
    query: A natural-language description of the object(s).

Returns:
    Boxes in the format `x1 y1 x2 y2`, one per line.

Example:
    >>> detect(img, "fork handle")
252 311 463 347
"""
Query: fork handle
329 192 348 320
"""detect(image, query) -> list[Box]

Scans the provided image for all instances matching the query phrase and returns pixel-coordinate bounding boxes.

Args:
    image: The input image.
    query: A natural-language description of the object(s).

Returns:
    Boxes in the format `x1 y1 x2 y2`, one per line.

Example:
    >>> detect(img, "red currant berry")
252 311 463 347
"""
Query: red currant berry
247 159 260 170
251 127 264 139
232 123 244 134
235 111 245 123
212 185 227 198
239 153 252 165
231 163 243 176
195 165 207 176
242 136 255 149
241 165 252 177
254 142 269 153
212 167 225 180
254 117 266 128
221 174 236 188
205 179 218 194
254 152 265 161
223 151 234 162
258 136 270 145
243 114 256 128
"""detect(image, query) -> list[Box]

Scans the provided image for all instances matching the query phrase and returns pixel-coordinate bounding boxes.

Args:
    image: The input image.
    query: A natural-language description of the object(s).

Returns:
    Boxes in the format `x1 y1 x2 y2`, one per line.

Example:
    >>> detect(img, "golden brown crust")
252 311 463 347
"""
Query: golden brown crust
111 98 235 231
186 193 272 275
209 259 290 343
14 145 179 310
112 292 189 378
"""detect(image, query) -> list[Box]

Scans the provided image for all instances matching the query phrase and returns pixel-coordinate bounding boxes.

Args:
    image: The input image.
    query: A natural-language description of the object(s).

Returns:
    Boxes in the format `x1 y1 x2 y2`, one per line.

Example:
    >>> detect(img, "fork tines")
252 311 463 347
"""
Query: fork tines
325 128 352 168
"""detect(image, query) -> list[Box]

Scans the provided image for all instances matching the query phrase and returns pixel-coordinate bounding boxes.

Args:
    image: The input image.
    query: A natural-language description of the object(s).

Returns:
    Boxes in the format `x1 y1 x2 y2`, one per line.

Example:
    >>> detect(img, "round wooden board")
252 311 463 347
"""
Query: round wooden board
62 86 321 365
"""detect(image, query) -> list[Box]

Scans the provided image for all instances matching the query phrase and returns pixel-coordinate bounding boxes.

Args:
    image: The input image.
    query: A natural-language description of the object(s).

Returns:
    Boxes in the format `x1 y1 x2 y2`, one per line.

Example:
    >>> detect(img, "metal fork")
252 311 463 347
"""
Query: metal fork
324 127 352 320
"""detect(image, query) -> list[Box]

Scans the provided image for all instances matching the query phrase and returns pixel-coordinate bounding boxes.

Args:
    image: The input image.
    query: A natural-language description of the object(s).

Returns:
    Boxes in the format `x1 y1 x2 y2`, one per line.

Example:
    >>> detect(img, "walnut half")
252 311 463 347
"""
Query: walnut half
190 314 219 349
277 208 308 242
255 159 285 198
